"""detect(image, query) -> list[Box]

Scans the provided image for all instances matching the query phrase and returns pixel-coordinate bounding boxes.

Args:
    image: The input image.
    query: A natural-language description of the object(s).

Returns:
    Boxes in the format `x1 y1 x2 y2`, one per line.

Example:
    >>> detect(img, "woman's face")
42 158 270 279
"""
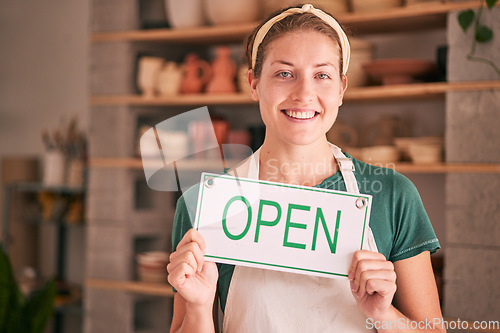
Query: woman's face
249 30 347 147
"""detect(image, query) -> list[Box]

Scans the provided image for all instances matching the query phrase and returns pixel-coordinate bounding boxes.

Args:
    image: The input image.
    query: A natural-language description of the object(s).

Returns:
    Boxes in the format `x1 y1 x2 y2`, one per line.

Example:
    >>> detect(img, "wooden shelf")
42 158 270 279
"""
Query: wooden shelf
339 1 489 34
90 81 500 106
345 81 500 102
85 278 175 297
91 1 488 43
90 93 254 106
91 21 258 44
89 157 500 174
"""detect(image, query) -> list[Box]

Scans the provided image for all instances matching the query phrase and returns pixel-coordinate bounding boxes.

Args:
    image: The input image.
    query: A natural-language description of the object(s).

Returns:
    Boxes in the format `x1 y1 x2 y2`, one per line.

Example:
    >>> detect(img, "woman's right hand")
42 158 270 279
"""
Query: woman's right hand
167 228 218 308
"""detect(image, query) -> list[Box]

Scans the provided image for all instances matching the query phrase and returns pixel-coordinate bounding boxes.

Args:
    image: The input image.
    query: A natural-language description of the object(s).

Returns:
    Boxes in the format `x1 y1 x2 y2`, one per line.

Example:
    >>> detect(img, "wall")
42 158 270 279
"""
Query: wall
444 7 500 321
0 1 89 331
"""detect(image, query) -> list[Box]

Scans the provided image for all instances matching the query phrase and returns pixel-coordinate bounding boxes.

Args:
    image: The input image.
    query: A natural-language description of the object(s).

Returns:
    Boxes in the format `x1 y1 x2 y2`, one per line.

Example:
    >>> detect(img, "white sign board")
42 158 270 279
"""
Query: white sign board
194 172 372 279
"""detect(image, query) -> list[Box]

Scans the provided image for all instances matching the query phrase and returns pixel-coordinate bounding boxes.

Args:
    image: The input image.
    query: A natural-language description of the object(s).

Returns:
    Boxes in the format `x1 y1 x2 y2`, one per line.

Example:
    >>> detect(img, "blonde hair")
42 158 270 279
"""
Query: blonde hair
244 4 349 79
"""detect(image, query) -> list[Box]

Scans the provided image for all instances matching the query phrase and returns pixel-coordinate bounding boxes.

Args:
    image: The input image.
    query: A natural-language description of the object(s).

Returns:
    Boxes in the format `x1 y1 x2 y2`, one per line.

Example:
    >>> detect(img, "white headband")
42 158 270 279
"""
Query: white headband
251 4 350 75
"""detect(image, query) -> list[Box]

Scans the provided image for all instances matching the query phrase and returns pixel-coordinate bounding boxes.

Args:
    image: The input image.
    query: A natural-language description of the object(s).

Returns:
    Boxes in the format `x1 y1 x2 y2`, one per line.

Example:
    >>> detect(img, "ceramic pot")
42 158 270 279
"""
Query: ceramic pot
350 0 402 13
206 46 237 94
43 150 66 186
348 38 375 87
180 53 211 94
204 0 260 25
137 56 165 98
361 146 400 164
158 61 182 96
165 0 206 28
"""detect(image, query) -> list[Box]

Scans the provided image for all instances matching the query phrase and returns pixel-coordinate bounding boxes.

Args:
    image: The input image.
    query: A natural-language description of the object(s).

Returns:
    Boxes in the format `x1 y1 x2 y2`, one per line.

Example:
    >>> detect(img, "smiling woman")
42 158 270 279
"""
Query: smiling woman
167 4 444 333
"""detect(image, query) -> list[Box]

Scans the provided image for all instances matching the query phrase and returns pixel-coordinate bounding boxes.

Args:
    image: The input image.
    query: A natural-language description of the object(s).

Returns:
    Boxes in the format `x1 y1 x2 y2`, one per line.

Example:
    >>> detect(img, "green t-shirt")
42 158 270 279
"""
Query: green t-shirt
171 156 440 313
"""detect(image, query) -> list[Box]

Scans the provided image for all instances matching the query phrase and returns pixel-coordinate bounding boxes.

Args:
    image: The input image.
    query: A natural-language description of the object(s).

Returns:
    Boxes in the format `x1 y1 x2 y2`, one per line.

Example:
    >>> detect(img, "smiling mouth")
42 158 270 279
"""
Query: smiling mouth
282 109 319 120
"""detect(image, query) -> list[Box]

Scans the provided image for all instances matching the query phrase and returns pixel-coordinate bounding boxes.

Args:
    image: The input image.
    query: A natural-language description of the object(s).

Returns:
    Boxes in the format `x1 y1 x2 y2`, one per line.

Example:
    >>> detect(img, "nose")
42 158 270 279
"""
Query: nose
290 76 315 103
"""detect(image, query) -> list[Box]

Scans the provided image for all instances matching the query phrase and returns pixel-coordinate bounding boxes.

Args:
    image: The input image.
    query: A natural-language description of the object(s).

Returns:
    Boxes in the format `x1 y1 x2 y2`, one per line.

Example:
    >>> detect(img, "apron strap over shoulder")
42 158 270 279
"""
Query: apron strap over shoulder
330 144 359 195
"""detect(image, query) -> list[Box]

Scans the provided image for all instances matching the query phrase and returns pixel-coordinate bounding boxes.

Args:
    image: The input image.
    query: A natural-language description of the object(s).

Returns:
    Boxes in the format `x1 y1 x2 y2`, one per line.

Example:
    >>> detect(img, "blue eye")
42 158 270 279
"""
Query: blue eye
317 73 330 80
277 71 292 78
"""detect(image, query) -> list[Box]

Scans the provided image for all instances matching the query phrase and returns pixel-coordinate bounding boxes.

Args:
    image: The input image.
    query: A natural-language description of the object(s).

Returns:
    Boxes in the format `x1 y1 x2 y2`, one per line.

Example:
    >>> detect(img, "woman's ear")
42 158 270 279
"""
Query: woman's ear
339 74 348 106
248 69 259 102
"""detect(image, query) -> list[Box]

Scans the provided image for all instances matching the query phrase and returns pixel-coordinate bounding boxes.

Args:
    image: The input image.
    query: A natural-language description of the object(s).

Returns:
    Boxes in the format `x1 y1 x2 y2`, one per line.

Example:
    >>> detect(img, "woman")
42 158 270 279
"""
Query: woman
167 4 444 332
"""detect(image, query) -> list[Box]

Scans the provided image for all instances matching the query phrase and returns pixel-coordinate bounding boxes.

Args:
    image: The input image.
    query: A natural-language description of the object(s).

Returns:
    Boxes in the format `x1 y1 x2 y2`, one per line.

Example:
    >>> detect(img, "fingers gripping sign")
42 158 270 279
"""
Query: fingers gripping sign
167 229 218 307
348 250 397 319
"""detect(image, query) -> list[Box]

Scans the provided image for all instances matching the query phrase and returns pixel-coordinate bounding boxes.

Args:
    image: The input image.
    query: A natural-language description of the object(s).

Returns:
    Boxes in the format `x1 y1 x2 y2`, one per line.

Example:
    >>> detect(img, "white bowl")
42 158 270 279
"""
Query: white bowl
394 137 443 162
408 143 443 164
361 146 400 164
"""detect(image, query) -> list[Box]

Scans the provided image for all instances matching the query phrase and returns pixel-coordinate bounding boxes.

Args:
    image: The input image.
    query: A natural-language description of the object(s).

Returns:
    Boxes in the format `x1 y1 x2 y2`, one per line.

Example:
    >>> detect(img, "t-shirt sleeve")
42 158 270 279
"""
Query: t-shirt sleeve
389 173 440 262
172 184 201 252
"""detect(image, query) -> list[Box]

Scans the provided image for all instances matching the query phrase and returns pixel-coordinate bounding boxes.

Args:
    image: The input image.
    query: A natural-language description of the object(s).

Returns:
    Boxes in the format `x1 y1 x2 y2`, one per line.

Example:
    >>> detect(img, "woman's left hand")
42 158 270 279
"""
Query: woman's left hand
348 250 397 320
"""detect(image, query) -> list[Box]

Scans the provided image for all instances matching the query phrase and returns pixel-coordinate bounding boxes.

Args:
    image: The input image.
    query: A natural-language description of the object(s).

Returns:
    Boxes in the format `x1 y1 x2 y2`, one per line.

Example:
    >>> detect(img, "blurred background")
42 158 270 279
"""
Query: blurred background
0 0 499 332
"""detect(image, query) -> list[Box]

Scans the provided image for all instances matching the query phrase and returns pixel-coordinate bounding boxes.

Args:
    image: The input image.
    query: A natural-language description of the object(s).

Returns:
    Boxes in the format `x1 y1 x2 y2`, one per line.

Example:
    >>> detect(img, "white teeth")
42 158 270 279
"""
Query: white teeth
285 110 315 119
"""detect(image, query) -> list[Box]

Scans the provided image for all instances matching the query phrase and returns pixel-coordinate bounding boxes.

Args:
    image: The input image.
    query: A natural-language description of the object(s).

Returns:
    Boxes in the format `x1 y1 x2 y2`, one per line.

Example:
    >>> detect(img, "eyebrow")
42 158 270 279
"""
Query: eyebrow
270 60 336 68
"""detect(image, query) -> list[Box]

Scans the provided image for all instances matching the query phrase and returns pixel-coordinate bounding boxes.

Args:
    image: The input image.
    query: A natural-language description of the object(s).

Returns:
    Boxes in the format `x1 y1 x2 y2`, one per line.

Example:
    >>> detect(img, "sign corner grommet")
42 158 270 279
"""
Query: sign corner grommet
355 197 367 209
205 176 215 188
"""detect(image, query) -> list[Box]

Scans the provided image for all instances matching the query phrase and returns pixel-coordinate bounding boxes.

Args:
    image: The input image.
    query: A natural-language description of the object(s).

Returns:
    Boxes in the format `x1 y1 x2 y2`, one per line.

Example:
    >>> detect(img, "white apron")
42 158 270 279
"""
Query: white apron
223 144 378 333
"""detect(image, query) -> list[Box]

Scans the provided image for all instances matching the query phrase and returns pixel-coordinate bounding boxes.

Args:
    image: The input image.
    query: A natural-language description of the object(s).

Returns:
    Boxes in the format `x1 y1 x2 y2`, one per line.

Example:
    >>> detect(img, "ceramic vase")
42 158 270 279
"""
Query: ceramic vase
165 0 206 28
204 0 260 25
180 53 211 94
206 46 237 94
158 61 183 96
348 38 375 87
43 150 66 186
137 56 165 98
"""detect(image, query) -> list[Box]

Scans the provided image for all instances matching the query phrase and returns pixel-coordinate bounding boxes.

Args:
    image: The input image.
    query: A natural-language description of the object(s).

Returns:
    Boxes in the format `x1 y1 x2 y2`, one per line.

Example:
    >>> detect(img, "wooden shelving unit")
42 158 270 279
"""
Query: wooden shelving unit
89 157 500 174
86 1 500 319
90 81 500 106
90 1 488 43
85 278 175 297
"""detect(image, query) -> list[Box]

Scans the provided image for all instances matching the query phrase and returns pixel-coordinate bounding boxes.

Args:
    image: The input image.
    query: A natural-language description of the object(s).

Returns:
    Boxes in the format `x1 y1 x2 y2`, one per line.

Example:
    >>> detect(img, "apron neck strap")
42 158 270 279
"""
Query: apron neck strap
329 144 359 194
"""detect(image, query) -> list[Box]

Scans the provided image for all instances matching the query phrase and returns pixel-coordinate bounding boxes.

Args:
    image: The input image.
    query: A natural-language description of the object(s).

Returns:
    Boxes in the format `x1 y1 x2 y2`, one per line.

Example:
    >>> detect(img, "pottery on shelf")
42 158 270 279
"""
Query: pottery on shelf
206 46 237 94
350 0 402 13
394 136 444 163
137 56 165 98
136 251 170 283
360 145 400 164
158 61 183 96
165 0 206 28
362 58 437 85
348 38 375 87
180 53 211 94
204 0 260 25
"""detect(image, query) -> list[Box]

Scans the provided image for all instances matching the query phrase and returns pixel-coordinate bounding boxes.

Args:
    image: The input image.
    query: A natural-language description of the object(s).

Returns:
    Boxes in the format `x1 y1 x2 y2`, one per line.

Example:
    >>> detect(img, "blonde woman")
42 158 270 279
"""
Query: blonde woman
167 4 444 332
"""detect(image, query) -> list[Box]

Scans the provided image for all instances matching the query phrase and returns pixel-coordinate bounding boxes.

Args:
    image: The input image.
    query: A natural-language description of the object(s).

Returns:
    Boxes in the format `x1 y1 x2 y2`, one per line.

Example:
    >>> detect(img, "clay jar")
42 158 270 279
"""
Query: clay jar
137 56 165 98
204 0 260 25
165 0 206 28
206 46 237 94
180 53 211 94
158 61 182 96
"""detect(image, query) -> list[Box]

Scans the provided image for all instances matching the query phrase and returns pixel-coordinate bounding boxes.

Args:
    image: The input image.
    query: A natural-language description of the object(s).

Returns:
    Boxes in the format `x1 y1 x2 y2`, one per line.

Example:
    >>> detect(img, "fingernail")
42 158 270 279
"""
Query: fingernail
348 271 353 280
